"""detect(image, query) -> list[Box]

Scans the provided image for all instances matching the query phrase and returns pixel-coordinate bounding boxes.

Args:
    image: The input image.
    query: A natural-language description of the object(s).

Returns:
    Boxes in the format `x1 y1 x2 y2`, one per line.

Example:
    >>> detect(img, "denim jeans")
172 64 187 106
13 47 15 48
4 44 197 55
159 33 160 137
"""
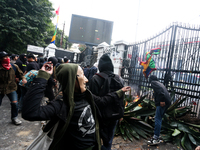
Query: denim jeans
0 91 18 119
154 105 169 138
101 120 118 150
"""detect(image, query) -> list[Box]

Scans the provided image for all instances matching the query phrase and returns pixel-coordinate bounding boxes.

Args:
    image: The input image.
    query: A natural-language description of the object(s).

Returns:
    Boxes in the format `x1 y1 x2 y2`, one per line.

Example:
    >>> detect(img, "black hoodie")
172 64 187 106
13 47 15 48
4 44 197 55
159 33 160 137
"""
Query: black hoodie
98 54 114 72
15 54 27 73
149 75 171 106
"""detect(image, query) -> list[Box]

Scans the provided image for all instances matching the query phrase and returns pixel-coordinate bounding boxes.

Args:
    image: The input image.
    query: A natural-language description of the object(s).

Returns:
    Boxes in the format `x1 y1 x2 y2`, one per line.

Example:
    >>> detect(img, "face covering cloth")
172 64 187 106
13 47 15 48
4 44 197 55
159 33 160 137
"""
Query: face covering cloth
1 58 11 70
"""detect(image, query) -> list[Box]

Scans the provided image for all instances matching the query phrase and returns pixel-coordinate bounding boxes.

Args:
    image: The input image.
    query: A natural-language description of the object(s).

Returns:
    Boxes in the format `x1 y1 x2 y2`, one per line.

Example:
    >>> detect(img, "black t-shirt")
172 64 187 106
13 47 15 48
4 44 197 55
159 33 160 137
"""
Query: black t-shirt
65 98 96 149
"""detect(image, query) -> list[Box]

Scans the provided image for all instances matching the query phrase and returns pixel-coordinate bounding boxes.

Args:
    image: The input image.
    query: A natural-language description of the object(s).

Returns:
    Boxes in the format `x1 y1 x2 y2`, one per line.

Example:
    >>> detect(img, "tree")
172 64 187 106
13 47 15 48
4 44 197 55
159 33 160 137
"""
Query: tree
0 0 54 54
78 44 86 52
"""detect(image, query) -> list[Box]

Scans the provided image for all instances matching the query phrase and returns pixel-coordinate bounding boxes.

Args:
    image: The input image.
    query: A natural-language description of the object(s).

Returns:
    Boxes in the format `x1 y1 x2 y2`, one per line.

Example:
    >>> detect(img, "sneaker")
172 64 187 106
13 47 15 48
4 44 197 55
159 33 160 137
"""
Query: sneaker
147 137 160 145
158 136 164 143
12 117 22 125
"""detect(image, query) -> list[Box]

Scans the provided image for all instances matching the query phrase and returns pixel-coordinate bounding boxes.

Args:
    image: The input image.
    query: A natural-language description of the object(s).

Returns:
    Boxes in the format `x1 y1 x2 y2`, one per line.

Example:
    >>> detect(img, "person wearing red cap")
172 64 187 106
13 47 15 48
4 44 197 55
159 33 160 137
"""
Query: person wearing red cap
0 51 27 125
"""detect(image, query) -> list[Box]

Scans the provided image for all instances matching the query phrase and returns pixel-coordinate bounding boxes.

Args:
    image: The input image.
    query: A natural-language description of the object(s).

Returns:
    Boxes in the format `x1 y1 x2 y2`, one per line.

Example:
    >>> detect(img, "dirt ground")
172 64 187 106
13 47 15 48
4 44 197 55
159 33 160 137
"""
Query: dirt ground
0 96 180 150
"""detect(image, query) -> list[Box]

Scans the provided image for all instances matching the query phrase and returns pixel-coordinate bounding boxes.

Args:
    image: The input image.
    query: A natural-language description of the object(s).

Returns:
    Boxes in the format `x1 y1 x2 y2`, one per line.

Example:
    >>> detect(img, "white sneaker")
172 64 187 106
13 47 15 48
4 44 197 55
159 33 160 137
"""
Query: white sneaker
147 137 160 145
12 117 22 125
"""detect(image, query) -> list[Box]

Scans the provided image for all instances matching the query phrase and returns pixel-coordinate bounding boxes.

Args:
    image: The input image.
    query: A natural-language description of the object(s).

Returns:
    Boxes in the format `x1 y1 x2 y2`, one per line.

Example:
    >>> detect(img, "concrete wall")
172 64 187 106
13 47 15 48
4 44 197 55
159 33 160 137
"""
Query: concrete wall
96 40 128 76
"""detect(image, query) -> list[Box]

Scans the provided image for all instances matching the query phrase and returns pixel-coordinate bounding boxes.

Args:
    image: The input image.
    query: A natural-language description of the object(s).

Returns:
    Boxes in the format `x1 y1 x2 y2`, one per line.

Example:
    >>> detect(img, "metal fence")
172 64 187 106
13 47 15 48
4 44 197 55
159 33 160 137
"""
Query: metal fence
121 23 200 117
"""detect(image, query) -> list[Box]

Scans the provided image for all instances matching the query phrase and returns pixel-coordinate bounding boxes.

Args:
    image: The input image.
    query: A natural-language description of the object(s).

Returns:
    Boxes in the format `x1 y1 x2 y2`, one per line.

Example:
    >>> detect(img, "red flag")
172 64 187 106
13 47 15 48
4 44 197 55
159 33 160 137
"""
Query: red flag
56 6 60 15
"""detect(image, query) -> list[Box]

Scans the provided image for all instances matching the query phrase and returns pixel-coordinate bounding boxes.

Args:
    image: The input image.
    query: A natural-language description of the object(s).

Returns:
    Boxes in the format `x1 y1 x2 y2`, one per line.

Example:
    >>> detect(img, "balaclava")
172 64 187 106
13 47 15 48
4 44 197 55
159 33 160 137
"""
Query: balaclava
19 54 27 63
98 54 114 72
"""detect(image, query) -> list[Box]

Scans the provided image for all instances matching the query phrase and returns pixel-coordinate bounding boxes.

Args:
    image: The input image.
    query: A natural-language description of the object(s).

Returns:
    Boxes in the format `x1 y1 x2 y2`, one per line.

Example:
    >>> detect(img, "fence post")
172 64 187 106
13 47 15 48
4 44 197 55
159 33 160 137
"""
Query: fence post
164 24 177 90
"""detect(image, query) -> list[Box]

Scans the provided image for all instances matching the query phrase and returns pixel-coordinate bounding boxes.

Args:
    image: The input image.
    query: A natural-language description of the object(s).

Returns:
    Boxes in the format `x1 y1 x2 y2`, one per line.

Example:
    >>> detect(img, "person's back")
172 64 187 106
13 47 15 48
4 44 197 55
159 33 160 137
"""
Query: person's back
150 78 171 107
87 65 97 85
83 65 90 78
89 54 123 150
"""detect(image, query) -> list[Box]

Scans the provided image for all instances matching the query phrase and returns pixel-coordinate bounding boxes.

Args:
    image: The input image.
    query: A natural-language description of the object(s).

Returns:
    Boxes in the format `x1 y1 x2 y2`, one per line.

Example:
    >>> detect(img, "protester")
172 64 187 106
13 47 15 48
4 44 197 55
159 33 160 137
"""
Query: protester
10 54 18 64
22 62 130 149
0 51 27 125
89 54 124 150
64 57 69 63
26 53 40 72
87 63 98 85
83 65 90 78
37 57 45 69
147 75 171 145
44 57 58 101
15 53 27 73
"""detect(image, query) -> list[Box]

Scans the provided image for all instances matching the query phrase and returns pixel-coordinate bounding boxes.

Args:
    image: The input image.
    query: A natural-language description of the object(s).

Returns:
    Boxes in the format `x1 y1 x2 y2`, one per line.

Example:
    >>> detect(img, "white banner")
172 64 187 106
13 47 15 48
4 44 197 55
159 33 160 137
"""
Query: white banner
27 45 44 53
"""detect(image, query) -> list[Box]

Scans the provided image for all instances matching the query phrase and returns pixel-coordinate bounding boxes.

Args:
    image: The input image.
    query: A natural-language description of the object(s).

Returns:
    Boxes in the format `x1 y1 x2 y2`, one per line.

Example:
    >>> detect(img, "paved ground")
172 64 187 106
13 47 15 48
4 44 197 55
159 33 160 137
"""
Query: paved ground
0 96 180 150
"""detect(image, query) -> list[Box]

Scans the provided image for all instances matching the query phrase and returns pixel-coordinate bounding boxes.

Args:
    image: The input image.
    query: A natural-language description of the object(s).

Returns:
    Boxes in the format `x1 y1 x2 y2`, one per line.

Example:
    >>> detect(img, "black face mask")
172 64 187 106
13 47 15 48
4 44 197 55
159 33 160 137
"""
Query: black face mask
24 58 27 62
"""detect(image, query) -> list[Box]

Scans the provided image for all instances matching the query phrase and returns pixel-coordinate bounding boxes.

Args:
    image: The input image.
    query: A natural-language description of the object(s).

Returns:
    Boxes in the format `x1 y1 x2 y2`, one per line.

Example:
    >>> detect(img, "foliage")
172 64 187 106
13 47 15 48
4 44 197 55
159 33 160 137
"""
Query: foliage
115 95 154 141
0 0 54 54
115 91 200 149
78 44 86 52
53 28 72 49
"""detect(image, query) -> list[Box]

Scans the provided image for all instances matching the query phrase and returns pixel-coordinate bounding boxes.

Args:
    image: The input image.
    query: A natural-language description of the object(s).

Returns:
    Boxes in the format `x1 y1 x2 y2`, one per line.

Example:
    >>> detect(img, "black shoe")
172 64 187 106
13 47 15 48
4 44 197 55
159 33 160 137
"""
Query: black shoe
147 137 160 145
12 117 22 125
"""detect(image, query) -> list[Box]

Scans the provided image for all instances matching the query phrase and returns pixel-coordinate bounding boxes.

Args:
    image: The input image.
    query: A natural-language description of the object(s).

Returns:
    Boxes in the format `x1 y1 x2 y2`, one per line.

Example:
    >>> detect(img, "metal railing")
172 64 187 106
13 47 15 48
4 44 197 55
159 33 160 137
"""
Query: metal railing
121 23 200 117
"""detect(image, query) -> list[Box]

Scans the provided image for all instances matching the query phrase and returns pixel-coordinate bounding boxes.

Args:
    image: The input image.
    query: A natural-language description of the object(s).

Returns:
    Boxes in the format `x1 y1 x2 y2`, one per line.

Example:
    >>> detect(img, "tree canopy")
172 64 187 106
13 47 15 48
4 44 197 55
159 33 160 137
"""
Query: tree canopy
0 0 55 54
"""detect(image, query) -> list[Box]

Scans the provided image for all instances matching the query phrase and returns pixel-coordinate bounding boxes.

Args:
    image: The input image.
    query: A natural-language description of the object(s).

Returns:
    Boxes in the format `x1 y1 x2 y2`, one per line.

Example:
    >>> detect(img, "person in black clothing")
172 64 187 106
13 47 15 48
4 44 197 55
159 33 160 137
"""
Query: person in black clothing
22 62 130 149
87 63 98 86
147 75 171 145
15 53 27 73
64 57 69 63
89 54 124 150
37 57 45 69
15 53 27 102
44 57 58 101
26 53 40 72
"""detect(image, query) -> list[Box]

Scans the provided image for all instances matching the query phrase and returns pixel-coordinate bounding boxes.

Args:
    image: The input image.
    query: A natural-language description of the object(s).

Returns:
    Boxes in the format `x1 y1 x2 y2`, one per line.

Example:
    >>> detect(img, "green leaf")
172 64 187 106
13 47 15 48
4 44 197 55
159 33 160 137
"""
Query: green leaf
178 123 200 137
184 133 193 150
138 121 153 129
119 125 125 135
125 95 146 111
124 128 133 141
172 129 181 136
130 124 148 139
188 134 197 145
181 133 186 150
122 133 127 141
170 121 178 128
184 122 200 129
126 124 140 139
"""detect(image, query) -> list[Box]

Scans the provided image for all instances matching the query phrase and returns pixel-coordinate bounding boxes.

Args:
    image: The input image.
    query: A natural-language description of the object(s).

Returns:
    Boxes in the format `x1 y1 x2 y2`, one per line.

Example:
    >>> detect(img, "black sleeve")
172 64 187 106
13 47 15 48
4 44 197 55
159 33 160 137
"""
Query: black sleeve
89 75 103 96
22 78 62 121
92 92 119 109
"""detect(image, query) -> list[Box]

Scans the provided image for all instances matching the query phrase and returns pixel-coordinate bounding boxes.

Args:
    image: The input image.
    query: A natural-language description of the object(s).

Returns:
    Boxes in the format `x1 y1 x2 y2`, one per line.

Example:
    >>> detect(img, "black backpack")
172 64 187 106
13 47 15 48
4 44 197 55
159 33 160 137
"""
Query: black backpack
96 72 124 120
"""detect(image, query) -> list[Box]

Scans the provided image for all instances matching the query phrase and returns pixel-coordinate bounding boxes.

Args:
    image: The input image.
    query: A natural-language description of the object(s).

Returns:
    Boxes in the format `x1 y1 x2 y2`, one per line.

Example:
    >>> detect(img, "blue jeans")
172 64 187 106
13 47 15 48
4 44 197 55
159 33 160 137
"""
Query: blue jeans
101 120 118 150
0 91 18 119
154 105 169 138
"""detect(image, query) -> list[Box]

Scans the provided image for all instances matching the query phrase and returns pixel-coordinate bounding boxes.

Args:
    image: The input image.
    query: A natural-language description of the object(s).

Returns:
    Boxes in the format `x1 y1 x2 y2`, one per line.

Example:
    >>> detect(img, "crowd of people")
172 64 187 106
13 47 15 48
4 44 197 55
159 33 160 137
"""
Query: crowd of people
0 51 131 150
0 51 71 125
1 51 199 150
